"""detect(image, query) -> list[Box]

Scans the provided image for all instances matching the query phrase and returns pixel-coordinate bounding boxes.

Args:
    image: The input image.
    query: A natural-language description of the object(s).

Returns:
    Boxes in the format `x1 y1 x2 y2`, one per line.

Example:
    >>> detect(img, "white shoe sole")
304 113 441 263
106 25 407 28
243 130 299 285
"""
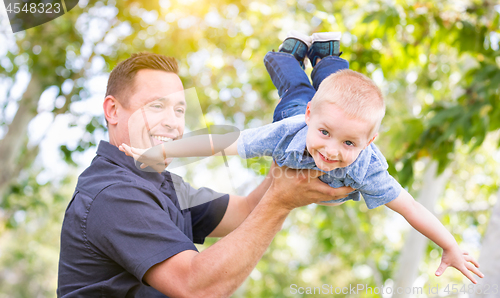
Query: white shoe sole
311 32 342 42
286 30 313 47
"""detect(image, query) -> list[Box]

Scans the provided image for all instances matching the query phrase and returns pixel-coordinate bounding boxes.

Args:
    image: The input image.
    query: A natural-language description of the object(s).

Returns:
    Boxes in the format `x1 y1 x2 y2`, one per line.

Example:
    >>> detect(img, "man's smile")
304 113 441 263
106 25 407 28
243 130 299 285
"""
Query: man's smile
152 135 175 142
150 134 180 146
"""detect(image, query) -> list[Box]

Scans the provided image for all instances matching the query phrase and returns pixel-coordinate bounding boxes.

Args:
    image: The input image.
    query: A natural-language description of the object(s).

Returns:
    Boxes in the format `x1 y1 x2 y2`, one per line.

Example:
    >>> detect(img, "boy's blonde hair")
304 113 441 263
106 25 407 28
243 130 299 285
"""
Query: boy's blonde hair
310 69 385 138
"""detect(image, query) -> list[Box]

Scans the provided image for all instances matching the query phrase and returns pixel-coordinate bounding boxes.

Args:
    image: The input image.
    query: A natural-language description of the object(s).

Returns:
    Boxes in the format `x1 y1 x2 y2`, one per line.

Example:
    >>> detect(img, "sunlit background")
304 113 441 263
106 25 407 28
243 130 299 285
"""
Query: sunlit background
0 0 499 297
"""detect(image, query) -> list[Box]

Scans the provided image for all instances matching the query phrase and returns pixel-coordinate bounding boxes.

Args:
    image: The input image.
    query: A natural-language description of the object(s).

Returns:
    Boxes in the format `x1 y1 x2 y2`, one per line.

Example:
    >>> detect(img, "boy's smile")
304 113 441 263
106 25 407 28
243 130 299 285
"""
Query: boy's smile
304 102 376 172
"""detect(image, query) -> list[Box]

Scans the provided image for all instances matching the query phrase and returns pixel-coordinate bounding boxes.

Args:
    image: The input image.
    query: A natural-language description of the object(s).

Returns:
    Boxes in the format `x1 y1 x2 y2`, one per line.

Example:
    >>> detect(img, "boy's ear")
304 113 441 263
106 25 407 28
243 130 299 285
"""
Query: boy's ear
103 95 120 126
305 102 312 125
365 133 378 148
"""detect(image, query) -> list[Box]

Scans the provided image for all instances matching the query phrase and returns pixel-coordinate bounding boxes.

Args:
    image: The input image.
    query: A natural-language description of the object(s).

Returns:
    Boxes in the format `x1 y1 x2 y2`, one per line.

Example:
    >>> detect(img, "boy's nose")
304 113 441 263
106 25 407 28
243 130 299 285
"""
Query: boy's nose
325 146 340 159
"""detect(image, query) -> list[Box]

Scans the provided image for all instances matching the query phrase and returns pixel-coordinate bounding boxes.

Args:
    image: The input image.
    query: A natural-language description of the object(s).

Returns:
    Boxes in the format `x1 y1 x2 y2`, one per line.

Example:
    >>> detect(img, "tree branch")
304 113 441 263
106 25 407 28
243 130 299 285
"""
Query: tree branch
0 75 41 199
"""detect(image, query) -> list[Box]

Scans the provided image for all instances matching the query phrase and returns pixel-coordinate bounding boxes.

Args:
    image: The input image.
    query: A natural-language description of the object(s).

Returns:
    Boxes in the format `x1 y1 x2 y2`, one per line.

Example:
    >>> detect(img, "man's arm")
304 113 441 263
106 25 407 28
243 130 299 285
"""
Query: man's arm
144 166 353 298
385 189 483 283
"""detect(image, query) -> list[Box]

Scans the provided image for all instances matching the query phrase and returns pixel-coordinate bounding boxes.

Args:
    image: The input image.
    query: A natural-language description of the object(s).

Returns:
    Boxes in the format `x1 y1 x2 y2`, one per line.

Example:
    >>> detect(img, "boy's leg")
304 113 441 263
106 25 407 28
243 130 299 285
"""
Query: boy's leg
264 52 315 123
307 32 349 90
311 56 349 90
264 32 315 123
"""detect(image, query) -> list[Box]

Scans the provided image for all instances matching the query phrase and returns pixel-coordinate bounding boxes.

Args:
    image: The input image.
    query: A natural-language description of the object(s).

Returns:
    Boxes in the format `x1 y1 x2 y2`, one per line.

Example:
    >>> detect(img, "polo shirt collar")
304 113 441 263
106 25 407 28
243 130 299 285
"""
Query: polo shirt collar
96 141 164 188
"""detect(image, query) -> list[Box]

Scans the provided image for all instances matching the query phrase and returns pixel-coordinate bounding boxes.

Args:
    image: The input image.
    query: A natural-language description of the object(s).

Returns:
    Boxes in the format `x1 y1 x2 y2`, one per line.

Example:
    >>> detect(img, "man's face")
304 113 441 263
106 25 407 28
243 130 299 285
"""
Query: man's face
305 101 375 172
113 69 186 150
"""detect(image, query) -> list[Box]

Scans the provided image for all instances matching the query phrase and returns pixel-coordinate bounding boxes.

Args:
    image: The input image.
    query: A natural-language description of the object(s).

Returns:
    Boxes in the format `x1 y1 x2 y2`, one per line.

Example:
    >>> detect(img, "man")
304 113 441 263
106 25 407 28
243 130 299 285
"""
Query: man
57 52 352 297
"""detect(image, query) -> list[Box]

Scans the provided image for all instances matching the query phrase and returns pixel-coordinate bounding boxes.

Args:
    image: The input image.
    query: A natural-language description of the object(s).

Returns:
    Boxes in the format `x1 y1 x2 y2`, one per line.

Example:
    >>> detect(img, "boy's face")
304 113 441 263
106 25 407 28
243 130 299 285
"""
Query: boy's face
305 102 376 172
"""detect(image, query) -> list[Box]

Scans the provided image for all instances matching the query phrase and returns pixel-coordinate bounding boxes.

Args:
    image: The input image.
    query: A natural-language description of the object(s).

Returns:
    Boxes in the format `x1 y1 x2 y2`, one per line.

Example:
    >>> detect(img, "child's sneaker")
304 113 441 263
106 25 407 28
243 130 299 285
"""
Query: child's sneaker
278 31 312 69
307 32 342 67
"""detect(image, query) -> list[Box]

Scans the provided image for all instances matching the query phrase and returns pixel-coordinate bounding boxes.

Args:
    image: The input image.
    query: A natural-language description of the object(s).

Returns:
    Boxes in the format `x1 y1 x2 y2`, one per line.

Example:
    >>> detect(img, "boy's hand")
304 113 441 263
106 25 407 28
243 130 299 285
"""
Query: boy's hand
436 248 483 284
119 143 169 171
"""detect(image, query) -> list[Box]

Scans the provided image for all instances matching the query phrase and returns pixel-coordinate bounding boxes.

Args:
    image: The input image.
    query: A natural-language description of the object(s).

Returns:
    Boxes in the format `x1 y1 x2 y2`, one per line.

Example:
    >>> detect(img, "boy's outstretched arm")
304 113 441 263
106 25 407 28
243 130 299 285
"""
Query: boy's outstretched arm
385 189 484 284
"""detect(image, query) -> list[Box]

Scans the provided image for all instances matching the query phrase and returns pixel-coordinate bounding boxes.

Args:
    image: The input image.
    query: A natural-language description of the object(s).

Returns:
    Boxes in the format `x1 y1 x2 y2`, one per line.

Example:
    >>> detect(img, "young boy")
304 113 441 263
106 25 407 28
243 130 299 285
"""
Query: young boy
119 31 483 283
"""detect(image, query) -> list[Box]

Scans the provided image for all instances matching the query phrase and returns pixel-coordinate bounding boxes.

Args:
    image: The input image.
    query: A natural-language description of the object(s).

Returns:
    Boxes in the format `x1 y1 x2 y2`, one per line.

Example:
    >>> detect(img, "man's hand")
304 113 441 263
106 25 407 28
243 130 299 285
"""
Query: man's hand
119 143 169 172
436 248 483 284
266 163 353 211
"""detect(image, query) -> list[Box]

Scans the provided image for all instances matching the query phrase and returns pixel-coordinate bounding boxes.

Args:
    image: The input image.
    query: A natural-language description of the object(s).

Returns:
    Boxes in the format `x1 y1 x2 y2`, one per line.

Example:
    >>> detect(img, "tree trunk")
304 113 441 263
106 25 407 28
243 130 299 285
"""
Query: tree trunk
473 189 500 298
392 160 451 298
0 74 41 200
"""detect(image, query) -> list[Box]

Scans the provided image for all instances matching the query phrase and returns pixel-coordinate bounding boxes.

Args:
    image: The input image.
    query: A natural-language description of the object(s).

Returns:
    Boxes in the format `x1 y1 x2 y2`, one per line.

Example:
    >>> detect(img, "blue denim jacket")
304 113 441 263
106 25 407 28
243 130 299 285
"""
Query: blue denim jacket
237 115 402 209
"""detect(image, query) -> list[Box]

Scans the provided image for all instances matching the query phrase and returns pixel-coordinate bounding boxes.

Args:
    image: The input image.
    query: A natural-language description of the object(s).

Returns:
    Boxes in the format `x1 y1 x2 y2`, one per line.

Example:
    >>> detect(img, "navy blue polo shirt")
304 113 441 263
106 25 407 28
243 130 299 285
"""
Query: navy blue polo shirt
57 141 229 297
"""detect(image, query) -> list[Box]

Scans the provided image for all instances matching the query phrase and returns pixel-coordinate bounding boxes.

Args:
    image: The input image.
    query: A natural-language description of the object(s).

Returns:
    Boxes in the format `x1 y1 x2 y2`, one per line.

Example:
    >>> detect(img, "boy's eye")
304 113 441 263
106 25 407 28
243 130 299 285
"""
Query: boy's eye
345 140 355 146
320 129 329 136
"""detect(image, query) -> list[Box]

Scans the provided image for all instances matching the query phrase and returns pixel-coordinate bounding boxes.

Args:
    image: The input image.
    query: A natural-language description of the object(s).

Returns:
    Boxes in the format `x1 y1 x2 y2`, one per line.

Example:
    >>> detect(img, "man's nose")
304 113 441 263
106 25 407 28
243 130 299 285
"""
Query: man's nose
160 109 180 129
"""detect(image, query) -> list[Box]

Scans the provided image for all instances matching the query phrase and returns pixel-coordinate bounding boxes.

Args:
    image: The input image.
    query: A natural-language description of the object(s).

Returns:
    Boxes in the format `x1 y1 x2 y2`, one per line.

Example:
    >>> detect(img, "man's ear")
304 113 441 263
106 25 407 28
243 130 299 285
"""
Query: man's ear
103 95 119 126
305 102 312 125
365 133 378 148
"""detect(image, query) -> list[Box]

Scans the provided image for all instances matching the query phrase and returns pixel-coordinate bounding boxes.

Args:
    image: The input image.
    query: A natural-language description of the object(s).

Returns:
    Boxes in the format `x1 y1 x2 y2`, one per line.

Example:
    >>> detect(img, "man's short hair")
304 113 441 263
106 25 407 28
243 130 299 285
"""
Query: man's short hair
106 52 179 107
311 69 385 137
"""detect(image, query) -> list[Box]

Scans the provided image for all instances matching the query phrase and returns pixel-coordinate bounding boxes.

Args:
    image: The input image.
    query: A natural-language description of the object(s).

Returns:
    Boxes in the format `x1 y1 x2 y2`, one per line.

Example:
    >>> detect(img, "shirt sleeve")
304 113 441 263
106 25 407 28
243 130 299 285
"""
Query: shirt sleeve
185 185 229 244
358 161 403 209
85 183 198 283
237 117 301 159
168 172 229 244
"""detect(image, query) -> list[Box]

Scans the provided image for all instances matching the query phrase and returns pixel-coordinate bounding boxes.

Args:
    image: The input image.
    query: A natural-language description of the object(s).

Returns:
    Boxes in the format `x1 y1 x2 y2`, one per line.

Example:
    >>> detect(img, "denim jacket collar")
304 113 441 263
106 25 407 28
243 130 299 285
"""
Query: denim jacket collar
285 125 309 163
345 146 371 184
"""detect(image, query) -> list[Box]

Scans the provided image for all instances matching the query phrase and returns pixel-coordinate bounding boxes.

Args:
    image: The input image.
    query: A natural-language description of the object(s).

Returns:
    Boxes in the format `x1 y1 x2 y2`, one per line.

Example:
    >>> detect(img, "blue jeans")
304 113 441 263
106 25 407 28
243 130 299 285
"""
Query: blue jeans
263 52 349 123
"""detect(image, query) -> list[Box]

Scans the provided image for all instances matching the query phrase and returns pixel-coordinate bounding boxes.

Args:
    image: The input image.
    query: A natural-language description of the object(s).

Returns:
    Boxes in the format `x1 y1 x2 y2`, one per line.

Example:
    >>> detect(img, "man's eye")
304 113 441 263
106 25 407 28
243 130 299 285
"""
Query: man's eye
345 141 355 146
320 130 329 136
151 104 162 109
176 108 185 114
